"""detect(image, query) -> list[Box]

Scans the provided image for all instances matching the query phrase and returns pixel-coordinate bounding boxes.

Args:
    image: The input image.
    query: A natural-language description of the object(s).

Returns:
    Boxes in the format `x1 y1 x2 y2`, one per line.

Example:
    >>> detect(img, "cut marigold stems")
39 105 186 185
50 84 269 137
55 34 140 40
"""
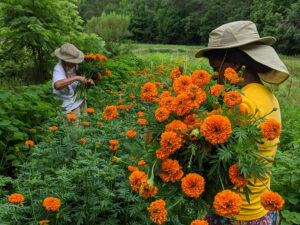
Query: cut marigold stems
213 190 242 218
147 199 168 224
260 191 285 211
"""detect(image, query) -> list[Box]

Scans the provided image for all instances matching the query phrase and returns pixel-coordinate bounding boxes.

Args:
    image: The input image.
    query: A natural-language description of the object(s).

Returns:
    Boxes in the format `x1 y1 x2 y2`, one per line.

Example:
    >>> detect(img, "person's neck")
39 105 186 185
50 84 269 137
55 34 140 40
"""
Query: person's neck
243 71 262 86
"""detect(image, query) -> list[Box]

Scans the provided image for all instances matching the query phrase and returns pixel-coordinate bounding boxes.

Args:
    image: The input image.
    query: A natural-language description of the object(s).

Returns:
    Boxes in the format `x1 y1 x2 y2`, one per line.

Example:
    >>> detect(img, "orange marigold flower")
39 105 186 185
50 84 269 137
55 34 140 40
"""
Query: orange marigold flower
165 120 188 137
224 67 239 84
155 107 170 122
159 96 175 113
191 220 209 225
208 108 223 116
103 105 118 121
49 126 58 132
97 122 103 126
209 84 225 97
193 88 207 109
95 142 101 147
128 165 139 172
261 119 281 140
137 118 147 125
181 173 205 198
261 191 285 211
107 70 111 77
25 140 34 147
119 105 125 110
29 128 36 132
138 160 146 166
147 199 168 225
66 114 76 120
8 193 24 204
98 72 102 80
139 182 158 199
170 67 181 80
126 130 137 138
159 159 184 182
184 114 202 129
159 91 172 99
129 170 147 192
130 71 135 74
40 220 50 225
160 131 183 154
191 70 211 87
173 76 193 95
201 115 232 145
156 147 170 160
213 190 242 218
43 197 61 211
229 164 248 187
82 121 89 126
141 82 158 102
87 108 95 114
223 91 242 107
130 93 136 99
109 140 119 145
79 138 86 144
172 93 194 116
137 111 144 117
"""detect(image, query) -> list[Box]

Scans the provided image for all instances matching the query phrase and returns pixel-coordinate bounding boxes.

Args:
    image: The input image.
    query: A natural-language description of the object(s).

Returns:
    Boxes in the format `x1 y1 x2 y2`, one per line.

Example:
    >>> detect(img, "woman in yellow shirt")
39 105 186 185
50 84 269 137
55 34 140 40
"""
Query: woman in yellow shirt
195 21 290 225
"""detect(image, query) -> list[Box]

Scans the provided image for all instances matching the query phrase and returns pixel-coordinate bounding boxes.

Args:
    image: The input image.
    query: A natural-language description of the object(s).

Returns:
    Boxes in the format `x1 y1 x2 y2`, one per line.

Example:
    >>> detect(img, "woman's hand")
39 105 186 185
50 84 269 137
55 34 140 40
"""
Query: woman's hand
87 78 95 86
76 76 88 84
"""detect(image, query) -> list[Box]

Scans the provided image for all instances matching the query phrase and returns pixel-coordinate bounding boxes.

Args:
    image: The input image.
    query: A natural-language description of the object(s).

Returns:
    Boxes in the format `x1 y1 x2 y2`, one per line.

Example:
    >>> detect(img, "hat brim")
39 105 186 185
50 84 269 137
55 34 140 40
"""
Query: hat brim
195 36 276 58
54 48 84 64
240 44 290 85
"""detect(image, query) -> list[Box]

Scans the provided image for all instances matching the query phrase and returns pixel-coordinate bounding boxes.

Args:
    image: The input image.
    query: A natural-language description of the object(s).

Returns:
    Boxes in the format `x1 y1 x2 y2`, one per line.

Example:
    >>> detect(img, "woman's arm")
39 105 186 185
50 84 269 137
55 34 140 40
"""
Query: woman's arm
54 76 87 90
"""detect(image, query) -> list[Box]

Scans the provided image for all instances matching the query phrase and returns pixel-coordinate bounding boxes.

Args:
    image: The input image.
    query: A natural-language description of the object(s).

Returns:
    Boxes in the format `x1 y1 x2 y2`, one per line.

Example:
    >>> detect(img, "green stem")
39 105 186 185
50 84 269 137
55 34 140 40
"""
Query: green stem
166 197 183 210
257 176 271 191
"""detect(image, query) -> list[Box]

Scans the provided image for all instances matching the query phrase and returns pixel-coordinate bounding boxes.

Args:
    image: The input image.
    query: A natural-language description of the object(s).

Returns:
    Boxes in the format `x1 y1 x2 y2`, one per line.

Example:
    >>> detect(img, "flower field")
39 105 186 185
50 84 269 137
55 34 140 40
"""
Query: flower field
1 47 300 225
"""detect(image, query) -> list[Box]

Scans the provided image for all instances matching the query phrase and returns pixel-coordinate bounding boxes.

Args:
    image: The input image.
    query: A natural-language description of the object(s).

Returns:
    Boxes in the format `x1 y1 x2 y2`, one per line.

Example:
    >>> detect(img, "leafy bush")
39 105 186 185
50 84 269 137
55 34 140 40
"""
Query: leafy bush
0 82 61 176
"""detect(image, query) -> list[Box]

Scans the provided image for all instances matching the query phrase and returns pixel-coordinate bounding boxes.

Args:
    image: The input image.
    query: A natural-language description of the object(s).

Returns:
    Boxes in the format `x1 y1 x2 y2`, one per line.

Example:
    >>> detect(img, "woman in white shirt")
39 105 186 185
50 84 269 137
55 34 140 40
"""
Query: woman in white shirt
52 43 94 116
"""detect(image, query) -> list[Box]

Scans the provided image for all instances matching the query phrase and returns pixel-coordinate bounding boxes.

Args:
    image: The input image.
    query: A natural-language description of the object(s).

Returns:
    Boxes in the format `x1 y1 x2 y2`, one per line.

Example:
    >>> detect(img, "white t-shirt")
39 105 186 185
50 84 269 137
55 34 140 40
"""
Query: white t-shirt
52 62 84 113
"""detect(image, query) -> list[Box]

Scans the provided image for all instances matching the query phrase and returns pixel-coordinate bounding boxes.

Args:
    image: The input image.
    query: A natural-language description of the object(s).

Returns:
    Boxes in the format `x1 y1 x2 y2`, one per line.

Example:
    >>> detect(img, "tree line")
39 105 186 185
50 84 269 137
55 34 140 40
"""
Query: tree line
78 0 300 55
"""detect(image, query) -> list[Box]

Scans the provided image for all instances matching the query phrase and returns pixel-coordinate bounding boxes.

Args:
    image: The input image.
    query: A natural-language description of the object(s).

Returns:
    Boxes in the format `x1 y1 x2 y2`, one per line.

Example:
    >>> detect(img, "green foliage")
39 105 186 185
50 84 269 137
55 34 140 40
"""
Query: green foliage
0 0 84 82
85 12 132 56
0 82 61 176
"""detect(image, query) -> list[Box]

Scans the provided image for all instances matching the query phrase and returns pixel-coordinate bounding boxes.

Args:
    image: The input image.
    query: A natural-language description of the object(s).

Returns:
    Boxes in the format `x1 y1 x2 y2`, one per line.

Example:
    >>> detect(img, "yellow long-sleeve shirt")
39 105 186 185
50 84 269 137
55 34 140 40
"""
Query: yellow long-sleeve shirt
235 83 281 221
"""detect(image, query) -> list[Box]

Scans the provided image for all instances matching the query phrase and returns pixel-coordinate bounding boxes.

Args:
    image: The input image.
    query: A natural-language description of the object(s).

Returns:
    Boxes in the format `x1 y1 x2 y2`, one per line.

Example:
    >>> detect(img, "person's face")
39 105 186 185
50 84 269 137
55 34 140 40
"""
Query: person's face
63 61 76 68
208 57 236 84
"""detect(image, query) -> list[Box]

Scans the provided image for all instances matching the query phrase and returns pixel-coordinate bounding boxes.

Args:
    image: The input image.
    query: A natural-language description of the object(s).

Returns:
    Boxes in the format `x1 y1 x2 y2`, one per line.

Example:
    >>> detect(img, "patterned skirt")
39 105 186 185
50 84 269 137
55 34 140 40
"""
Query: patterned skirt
205 211 279 225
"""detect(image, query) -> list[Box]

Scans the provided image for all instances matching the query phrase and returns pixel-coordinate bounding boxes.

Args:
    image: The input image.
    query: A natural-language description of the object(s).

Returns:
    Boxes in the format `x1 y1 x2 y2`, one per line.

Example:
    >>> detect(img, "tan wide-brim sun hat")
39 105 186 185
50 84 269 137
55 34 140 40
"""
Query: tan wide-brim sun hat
195 21 290 85
55 43 84 64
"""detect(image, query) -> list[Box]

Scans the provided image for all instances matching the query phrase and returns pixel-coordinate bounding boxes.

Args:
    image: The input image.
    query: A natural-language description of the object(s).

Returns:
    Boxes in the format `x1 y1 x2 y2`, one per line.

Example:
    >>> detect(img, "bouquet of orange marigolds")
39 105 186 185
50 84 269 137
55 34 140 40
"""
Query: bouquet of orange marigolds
76 53 108 100
127 66 284 224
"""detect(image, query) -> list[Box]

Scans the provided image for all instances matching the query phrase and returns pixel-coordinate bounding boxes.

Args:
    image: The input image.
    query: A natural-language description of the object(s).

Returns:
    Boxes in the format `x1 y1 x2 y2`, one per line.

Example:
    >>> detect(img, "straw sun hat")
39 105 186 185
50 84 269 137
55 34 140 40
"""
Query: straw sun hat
195 21 290 84
55 43 84 64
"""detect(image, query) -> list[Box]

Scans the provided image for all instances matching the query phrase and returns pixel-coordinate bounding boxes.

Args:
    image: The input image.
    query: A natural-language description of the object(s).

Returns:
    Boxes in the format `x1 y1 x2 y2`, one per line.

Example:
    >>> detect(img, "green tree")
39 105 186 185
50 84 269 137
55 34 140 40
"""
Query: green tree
85 12 132 55
0 0 83 82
